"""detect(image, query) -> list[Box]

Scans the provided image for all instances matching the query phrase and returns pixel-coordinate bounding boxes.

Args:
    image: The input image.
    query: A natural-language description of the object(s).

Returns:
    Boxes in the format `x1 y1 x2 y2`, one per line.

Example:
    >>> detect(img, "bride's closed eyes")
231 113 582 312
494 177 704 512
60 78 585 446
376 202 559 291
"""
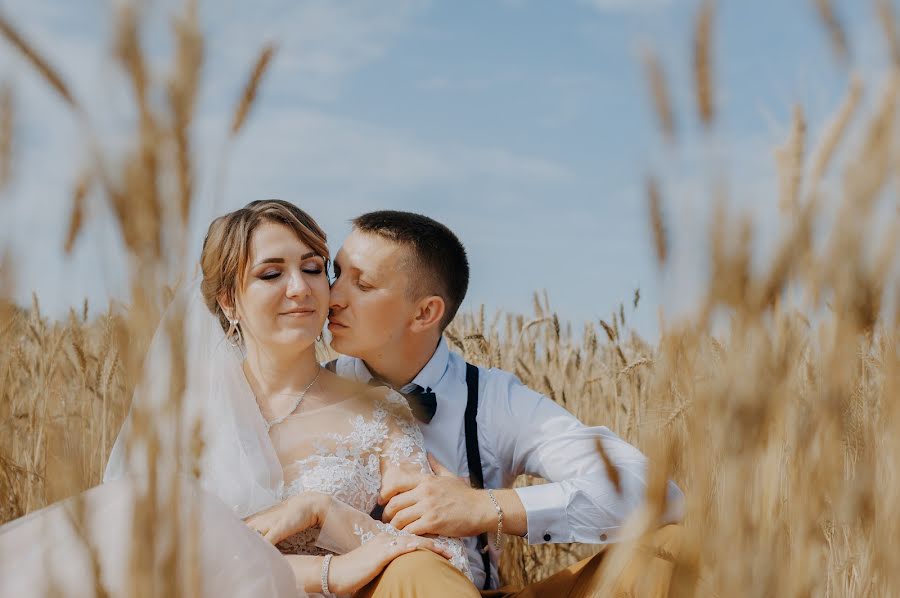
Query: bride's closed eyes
258 265 325 281
253 257 327 281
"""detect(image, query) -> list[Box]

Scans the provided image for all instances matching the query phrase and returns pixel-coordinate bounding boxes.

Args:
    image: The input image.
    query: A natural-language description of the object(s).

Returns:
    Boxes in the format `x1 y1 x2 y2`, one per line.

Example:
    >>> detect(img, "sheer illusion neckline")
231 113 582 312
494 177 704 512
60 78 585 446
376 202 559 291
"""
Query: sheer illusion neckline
270 385 391 422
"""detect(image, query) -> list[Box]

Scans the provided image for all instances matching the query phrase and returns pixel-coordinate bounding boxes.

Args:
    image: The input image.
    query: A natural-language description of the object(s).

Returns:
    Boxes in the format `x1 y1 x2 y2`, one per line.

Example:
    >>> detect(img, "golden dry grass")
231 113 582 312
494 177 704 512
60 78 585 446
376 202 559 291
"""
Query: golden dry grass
1 1 899 597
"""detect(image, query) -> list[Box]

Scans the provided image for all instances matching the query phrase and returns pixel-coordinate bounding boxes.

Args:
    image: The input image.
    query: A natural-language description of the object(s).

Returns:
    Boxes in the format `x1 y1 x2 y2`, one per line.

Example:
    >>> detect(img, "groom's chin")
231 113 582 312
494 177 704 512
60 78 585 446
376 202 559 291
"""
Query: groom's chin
329 336 368 360
327 333 351 355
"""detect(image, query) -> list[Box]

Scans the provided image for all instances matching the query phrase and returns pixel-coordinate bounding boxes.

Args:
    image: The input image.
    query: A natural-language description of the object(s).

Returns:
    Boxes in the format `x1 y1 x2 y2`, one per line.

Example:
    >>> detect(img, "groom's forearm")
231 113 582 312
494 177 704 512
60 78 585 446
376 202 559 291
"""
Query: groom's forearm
478 489 527 537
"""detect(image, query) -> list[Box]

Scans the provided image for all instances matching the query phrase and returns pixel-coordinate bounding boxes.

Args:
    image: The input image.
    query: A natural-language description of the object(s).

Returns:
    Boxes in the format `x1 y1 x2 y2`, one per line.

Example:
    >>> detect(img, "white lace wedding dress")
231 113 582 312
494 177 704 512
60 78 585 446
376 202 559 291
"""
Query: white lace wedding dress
0 477 299 597
270 385 472 580
0 386 471 598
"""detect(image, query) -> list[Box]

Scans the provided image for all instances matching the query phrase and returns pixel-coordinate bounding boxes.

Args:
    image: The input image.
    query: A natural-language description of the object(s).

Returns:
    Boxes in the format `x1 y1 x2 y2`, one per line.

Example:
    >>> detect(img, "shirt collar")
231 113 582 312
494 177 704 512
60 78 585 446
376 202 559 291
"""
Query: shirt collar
352 337 451 394
408 337 450 392
350 356 376 385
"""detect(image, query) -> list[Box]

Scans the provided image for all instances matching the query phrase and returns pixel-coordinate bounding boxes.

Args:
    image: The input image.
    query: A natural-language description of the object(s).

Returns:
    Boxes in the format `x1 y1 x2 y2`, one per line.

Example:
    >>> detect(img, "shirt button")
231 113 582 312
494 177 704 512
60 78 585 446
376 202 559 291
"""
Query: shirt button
543 533 551 542
600 533 608 541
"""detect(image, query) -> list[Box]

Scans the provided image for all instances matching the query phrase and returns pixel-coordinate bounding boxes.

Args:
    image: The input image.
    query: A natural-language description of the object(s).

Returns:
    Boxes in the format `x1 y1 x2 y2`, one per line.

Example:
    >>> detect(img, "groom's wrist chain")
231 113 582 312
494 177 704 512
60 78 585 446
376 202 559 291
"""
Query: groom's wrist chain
320 554 333 595
486 489 503 552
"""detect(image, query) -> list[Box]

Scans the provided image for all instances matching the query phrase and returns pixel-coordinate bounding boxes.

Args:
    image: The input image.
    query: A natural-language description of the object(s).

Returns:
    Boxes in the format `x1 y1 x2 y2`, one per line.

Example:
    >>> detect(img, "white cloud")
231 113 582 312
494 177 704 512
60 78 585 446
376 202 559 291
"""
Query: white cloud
417 75 495 92
202 0 428 102
202 105 572 249
213 107 568 198
577 0 672 14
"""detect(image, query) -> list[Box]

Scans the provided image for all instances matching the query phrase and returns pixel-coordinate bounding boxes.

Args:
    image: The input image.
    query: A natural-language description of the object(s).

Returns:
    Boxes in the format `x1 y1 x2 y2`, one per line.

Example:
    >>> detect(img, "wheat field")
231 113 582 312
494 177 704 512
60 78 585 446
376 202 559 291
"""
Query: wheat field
1 1 899 596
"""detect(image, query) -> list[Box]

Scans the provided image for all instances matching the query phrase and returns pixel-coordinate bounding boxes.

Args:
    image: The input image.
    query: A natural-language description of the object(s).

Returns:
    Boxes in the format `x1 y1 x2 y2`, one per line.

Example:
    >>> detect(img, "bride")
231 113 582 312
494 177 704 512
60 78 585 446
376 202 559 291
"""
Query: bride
0 200 476 597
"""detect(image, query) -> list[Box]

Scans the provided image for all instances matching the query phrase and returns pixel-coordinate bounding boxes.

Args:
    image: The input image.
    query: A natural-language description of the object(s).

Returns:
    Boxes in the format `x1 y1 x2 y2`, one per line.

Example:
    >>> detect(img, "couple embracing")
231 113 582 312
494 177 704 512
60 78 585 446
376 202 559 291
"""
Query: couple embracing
0 200 684 597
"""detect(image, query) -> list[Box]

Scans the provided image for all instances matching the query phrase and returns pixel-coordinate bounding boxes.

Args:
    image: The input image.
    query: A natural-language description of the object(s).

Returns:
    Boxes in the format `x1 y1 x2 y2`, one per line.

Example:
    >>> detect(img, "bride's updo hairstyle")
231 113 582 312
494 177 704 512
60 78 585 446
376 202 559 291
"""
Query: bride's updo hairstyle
200 199 329 334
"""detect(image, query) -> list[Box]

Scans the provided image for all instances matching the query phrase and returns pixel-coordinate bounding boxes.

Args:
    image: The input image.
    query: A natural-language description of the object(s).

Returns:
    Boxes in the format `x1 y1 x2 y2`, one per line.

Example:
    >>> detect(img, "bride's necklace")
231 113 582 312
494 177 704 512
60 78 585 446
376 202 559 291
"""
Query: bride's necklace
263 366 322 431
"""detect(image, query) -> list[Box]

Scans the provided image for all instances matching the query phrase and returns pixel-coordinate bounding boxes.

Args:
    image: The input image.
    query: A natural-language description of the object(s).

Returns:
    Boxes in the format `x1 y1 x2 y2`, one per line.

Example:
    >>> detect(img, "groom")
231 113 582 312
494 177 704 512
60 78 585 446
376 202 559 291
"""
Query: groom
325 211 685 597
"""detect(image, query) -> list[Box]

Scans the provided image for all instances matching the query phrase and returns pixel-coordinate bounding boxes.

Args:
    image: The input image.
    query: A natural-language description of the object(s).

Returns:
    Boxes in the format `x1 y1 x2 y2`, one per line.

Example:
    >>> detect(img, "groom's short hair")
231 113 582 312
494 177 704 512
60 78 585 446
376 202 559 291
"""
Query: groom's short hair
352 211 469 331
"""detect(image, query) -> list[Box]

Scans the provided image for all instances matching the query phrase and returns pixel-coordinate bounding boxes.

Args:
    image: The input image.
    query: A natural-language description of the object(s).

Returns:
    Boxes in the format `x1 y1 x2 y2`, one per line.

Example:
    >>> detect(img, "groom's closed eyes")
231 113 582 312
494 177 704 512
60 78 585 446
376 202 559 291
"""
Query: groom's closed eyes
332 260 377 291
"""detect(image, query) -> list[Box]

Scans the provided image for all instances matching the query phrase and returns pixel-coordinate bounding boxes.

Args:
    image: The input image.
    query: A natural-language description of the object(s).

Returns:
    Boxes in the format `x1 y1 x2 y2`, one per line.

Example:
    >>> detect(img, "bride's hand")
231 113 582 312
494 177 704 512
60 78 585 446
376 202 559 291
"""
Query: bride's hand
326 533 454 596
244 491 330 545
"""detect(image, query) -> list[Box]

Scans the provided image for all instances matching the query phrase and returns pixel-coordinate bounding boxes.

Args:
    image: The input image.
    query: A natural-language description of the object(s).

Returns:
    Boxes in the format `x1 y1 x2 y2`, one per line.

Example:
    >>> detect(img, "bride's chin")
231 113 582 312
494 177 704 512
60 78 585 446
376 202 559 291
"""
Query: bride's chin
271 330 318 349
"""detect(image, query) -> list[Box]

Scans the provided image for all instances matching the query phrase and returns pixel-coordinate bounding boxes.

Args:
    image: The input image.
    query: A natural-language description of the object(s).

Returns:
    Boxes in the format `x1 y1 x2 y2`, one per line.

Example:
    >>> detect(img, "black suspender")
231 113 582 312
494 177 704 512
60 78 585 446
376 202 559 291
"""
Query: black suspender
464 363 492 591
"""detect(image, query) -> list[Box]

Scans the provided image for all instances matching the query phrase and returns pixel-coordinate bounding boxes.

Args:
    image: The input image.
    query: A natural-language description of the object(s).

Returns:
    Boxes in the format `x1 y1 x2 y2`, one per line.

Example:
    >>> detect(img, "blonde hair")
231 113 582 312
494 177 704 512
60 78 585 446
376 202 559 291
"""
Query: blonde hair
200 200 329 333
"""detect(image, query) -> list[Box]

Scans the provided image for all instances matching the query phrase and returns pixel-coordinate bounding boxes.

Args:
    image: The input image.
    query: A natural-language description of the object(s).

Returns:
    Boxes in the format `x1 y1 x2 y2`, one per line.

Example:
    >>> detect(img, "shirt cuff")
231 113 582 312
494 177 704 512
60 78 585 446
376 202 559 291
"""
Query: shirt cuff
515 483 570 545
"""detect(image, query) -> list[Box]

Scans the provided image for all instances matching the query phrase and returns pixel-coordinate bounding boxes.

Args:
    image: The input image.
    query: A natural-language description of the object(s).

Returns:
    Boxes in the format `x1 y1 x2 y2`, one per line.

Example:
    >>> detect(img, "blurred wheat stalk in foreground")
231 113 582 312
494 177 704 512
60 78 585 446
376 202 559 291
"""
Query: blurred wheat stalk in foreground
1 0 899 597
0 0 275 595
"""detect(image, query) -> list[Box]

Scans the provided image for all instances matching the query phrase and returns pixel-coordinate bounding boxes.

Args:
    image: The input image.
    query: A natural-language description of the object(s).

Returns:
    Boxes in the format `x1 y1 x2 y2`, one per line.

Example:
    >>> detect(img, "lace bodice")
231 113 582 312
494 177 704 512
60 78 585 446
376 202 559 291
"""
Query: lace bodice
267 388 472 581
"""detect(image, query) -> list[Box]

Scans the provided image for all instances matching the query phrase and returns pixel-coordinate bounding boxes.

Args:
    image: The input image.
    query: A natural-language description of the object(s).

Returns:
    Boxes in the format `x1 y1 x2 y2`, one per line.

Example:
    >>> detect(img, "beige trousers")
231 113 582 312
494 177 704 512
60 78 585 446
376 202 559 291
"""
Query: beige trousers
357 524 685 598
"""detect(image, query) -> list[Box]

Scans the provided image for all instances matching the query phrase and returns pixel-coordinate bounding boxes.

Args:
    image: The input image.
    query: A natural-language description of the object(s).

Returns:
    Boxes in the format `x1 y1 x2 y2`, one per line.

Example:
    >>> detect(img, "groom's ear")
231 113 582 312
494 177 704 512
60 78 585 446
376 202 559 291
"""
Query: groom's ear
410 295 446 334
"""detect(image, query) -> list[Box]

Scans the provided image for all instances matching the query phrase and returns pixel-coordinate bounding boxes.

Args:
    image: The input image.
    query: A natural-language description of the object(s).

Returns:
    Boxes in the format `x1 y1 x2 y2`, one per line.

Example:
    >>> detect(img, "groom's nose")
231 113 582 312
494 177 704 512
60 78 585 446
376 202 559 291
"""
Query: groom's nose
329 274 347 309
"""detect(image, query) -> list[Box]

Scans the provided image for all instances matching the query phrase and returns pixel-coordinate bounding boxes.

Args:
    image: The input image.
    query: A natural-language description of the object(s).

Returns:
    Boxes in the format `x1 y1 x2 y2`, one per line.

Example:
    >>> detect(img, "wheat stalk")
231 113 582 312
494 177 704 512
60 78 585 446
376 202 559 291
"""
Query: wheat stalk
596 438 623 495
775 104 806 215
0 82 11 190
641 46 676 143
810 74 862 189
230 43 277 137
0 14 79 110
64 169 93 254
647 174 668 266
619 357 652 378
114 4 151 127
693 0 716 128
877 0 900 67
168 0 203 225
814 0 850 64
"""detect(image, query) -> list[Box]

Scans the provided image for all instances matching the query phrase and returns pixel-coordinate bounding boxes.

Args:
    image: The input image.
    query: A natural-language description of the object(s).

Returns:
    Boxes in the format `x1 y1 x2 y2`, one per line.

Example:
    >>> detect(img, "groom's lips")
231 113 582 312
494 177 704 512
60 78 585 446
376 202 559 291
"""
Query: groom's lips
327 319 348 331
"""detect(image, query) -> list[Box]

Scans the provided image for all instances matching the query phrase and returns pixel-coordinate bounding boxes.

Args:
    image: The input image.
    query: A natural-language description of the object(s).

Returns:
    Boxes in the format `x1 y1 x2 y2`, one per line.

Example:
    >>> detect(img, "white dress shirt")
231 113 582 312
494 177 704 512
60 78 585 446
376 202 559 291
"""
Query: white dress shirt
332 338 684 589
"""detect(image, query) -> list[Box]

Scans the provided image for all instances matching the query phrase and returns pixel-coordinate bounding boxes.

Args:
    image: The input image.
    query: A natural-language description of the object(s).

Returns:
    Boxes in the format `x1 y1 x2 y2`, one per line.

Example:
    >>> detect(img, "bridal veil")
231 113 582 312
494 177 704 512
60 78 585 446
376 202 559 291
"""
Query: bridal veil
103 278 285 518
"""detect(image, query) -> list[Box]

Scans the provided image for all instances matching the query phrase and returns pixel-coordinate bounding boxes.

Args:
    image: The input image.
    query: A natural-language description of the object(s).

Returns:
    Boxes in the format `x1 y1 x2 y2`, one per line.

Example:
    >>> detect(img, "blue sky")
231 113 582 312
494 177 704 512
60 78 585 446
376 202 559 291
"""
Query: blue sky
0 0 895 337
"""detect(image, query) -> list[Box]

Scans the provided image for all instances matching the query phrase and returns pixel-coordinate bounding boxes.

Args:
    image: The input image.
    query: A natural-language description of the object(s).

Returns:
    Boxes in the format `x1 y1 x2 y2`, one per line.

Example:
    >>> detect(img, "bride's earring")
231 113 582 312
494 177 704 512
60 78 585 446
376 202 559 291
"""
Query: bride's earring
315 334 323 343
227 317 242 347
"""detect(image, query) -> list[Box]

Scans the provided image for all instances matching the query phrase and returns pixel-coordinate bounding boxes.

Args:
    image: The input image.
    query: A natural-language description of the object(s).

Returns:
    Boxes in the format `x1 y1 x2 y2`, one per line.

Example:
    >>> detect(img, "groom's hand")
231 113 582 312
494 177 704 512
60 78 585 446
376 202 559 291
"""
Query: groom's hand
380 454 495 538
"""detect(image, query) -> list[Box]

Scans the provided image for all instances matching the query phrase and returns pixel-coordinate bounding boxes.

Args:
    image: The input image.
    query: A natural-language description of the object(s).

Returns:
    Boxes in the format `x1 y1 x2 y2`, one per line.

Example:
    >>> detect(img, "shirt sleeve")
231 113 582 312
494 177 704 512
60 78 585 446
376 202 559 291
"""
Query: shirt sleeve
483 371 684 545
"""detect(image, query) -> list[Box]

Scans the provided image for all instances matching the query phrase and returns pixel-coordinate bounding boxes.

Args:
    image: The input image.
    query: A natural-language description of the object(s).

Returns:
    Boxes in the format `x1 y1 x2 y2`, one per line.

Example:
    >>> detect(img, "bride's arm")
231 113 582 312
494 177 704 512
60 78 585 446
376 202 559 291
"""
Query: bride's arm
243 491 330 544
246 491 455 595
285 534 452 596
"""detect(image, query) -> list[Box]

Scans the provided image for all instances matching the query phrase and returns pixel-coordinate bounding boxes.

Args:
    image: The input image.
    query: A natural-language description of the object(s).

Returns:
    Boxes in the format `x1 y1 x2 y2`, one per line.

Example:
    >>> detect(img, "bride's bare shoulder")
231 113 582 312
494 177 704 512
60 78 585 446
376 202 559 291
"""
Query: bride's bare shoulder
318 371 405 411
318 368 371 400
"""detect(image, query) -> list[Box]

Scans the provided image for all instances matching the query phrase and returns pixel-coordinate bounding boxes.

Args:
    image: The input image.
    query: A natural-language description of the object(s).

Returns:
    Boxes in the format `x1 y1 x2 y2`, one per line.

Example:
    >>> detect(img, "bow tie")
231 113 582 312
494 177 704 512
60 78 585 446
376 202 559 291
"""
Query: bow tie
369 379 437 424
402 385 438 424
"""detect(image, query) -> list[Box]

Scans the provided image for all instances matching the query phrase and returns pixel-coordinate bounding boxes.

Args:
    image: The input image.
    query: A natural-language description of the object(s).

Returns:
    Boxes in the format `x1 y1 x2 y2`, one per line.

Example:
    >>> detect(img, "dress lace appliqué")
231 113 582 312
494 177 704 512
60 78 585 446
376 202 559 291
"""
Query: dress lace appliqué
273 391 472 582
352 519 472 578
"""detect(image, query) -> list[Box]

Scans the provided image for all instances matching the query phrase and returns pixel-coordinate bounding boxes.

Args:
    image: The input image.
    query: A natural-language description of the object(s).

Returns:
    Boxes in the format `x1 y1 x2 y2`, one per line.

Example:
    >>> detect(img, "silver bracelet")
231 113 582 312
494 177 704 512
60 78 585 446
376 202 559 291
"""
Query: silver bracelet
320 554 333 596
486 489 503 552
